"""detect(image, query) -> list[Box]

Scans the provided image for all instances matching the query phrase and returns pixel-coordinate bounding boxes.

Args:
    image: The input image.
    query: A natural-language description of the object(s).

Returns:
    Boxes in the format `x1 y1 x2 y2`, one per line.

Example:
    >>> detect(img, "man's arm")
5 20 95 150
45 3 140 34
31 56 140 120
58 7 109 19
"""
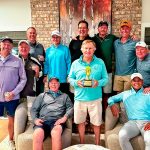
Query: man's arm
97 60 108 87
54 95 73 126
30 93 43 123
108 92 124 117
65 47 71 76
11 59 27 97
68 62 78 87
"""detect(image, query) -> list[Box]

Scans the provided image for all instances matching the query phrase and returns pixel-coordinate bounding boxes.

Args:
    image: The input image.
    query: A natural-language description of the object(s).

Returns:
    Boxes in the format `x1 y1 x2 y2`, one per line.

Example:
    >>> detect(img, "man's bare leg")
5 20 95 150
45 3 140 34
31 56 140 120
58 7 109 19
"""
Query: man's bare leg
8 116 14 140
78 122 85 144
33 128 44 150
51 125 63 150
93 125 101 145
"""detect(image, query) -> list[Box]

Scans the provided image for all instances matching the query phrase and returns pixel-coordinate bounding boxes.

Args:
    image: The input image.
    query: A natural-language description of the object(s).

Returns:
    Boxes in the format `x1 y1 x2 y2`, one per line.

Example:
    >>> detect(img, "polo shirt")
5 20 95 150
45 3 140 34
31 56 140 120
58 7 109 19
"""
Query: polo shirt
93 34 118 73
114 38 137 75
137 53 150 87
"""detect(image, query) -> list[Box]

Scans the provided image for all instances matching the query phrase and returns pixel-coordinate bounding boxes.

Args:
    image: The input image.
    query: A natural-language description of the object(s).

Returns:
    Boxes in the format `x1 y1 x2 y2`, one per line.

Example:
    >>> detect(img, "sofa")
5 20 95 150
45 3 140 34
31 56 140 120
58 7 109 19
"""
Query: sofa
105 103 145 150
14 101 72 150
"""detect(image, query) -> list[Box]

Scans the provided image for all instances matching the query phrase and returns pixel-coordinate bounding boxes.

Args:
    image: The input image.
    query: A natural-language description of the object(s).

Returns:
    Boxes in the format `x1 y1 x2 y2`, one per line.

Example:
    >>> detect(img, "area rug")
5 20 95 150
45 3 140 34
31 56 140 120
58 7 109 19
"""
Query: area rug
0 136 15 150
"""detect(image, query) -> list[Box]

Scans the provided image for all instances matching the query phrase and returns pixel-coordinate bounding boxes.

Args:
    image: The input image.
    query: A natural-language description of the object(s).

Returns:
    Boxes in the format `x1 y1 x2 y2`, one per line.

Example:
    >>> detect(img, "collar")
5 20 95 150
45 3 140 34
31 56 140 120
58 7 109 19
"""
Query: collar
51 43 61 48
118 37 131 44
48 90 62 98
19 54 31 60
28 41 38 47
96 33 109 40
79 55 95 66
76 35 91 41
0 54 11 63
131 87 143 94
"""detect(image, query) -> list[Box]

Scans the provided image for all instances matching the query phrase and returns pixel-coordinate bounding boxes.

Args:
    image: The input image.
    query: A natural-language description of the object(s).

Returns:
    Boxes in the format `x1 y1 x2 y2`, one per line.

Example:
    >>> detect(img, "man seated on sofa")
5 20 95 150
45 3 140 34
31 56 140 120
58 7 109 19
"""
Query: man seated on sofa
108 73 150 150
31 77 73 150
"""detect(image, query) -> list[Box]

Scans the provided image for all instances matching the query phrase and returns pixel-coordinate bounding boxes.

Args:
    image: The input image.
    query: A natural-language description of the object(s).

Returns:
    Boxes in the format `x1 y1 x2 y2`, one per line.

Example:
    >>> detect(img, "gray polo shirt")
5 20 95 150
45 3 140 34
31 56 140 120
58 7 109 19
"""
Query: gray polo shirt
137 53 150 87
114 38 137 75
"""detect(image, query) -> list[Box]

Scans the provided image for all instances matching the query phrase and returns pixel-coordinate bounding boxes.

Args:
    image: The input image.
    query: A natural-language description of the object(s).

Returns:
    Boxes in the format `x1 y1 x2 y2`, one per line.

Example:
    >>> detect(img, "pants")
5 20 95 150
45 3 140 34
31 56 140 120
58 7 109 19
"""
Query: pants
119 120 150 150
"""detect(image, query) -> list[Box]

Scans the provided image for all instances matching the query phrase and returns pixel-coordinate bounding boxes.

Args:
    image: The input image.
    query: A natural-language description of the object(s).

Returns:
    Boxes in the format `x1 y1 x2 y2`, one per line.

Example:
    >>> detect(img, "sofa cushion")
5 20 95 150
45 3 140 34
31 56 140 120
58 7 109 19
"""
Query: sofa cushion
27 96 36 123
119 102 128 124
105 123 145 150
17 123 72 150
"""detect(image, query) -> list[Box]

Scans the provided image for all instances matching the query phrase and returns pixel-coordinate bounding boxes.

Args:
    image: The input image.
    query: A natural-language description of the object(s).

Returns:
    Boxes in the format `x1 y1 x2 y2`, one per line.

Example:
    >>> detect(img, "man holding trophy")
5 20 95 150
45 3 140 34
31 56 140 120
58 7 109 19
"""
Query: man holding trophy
68 40 108 145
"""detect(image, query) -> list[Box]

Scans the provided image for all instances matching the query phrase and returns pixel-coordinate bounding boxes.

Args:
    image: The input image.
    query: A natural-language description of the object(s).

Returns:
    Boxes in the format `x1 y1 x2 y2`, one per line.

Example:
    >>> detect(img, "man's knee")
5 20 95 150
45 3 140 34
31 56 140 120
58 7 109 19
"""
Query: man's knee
33 128 44 142
119 129 129 142
51 125 62 138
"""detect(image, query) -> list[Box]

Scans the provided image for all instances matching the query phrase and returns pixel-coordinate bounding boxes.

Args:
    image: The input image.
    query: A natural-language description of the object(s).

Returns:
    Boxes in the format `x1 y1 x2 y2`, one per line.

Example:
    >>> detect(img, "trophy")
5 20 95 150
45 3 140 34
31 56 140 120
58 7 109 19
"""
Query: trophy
83 66 92 87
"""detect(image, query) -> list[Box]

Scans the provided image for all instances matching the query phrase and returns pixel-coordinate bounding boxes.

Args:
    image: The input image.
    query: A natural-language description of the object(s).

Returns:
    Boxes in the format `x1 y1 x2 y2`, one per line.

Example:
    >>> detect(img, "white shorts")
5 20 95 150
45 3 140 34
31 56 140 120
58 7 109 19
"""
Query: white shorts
74 99 102 126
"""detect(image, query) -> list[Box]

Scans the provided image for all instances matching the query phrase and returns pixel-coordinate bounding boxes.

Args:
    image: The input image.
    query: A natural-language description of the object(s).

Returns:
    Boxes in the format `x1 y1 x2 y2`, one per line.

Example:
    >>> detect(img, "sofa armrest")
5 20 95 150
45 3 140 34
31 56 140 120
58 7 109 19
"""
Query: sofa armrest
105 103 120 132
14 102 28 143
66 118 72 130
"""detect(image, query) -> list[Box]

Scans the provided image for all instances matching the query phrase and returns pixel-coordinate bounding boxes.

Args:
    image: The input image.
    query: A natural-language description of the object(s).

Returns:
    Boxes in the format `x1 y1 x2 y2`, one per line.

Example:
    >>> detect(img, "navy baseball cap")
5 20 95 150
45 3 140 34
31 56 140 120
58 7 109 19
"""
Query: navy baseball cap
98 21 108 27
1 37 13 44
48 77 59 82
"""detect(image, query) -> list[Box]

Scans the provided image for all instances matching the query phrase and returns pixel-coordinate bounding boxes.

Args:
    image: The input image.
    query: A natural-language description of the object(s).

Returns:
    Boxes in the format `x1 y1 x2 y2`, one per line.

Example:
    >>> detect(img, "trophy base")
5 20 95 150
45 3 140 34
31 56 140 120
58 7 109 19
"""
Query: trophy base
83 79 92 87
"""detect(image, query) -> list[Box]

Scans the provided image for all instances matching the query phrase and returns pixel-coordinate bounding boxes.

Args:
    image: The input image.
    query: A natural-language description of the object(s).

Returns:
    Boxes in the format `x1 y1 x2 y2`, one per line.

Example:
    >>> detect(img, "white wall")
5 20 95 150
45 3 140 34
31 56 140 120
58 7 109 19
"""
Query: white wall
0 0 31 31
141 0 150 40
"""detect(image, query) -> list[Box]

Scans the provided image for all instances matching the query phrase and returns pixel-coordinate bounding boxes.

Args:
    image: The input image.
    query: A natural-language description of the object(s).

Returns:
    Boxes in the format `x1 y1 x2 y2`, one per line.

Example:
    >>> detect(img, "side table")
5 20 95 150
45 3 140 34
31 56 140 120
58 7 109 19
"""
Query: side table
63 144 110 150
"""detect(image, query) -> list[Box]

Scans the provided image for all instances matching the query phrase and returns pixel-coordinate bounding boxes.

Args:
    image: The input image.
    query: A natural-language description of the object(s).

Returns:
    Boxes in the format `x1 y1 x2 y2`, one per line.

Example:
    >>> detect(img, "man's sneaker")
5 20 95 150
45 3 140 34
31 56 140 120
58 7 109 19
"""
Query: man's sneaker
9 140 16 150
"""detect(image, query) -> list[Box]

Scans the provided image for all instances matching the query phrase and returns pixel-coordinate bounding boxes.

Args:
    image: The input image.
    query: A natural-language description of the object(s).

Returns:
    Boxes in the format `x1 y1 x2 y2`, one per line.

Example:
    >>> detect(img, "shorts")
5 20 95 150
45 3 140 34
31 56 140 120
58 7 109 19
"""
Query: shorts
74 99 102 126
113 75 131 92
33 119 66 140
0 99 19 117
103 73 112 94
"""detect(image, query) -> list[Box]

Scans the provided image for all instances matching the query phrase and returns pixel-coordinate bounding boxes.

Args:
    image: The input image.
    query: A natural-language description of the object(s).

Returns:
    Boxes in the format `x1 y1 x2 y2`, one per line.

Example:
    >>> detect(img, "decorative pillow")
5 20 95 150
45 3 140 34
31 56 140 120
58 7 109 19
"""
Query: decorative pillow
27 96 36 123
119 102 128 124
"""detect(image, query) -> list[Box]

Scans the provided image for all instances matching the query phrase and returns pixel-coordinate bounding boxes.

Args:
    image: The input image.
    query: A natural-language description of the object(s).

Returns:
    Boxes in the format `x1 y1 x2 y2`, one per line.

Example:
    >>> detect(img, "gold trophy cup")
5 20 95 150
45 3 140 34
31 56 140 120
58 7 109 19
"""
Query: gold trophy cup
83 66 92 87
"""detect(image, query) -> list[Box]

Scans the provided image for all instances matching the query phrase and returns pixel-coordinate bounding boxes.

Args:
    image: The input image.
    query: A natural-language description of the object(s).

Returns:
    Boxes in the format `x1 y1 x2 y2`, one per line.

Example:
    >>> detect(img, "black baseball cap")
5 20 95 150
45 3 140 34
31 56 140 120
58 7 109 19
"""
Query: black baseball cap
98 21 108 27
1 37 13 44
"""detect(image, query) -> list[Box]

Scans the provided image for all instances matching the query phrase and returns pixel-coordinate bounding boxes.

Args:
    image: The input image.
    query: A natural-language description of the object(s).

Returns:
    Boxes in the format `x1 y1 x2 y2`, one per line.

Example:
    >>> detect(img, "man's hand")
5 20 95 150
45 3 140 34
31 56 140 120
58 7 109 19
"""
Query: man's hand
54 116 67 126
144 87 150 94
43 76 47 83
130 34 139 41
144 122 150 131
32 65 40 78
77 80 84 88
92 80 98 88
35 119 44 126
4 92 15 101
110 104 119 118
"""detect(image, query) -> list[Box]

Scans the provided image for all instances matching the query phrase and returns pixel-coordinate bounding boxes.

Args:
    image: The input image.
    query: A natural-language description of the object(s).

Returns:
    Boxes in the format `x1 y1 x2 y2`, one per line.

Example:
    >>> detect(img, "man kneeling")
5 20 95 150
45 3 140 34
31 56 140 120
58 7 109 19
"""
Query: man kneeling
31 77 73 150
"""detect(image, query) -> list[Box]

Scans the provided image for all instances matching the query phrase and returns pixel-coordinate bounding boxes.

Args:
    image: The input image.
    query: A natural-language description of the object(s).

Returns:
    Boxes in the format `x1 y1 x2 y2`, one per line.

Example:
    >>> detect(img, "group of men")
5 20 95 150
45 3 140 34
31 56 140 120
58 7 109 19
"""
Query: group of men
0 18 150 150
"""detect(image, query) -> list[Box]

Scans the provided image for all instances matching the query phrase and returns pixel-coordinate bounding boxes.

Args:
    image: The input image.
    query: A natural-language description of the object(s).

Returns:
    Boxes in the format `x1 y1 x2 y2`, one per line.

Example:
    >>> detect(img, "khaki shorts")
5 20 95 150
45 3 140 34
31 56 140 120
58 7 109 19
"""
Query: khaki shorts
113 75 131 92
74 99 102 126
103 73 112 94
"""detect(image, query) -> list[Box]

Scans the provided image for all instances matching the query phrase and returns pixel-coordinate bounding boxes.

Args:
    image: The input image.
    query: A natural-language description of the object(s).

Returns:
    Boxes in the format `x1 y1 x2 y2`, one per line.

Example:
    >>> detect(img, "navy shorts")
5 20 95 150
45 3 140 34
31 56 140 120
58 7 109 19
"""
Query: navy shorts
33 119 66 140
0 99 19 117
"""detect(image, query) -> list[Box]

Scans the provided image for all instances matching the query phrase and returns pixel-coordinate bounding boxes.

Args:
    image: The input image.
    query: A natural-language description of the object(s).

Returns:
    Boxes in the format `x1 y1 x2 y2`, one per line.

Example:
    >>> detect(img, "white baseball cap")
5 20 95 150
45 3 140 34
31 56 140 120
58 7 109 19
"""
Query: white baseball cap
18 40 29 46
131 73 143 80
51 30 61 37
135 41 147 48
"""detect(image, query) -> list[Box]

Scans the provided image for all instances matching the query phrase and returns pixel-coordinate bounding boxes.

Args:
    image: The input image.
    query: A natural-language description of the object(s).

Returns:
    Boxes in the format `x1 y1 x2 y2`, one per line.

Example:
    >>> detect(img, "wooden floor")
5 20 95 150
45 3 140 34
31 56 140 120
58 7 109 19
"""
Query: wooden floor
0 119 8 142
